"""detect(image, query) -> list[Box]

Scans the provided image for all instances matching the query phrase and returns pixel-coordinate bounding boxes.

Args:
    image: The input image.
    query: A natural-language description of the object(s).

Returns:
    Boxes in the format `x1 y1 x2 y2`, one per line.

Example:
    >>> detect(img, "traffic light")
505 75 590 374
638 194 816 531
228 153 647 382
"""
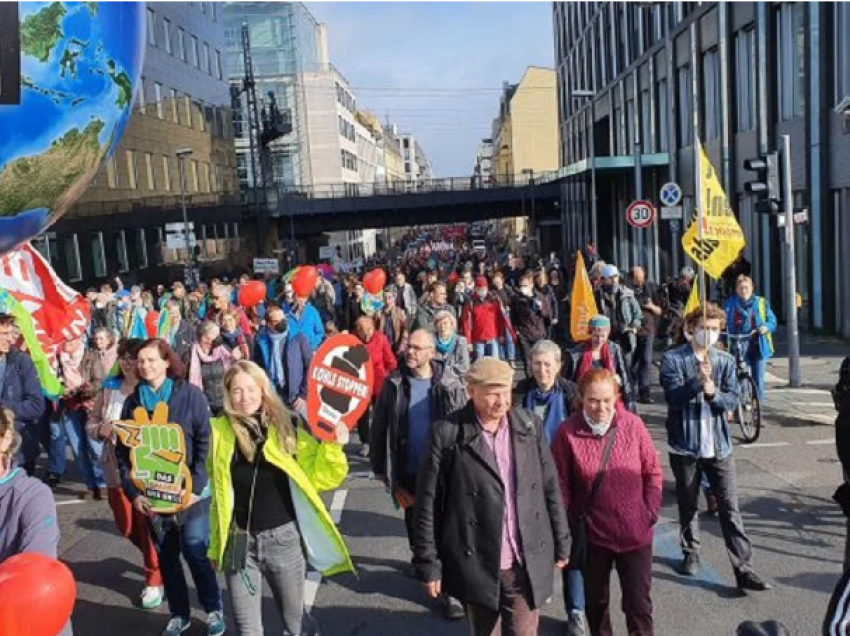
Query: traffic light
744 153 781 214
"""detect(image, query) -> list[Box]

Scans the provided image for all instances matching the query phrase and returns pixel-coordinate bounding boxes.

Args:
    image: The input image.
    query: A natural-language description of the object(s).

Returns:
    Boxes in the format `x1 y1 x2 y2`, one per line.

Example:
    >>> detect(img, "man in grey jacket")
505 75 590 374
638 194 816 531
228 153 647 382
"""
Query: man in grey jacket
595 264 643 371
392 270 419 327
412 282 457 333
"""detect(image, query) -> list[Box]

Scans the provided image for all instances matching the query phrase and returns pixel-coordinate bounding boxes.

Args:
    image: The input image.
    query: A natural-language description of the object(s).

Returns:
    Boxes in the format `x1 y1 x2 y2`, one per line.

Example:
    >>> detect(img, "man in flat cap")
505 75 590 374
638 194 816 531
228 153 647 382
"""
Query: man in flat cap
413 357 570 635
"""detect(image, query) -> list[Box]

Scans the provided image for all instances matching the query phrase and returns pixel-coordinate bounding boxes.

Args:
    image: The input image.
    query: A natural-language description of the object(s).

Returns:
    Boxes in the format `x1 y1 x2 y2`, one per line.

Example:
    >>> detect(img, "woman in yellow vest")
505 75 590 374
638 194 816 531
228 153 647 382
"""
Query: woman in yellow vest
207 360 353 635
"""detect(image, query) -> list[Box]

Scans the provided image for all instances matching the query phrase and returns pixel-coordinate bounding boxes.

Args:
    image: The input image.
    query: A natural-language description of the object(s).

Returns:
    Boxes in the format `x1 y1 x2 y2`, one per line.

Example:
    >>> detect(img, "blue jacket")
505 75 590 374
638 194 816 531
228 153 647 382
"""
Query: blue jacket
117 380 211 504
724 294 777 360
285 302 325 352
254 328 311 405
659 344 739 460
1 351 46 466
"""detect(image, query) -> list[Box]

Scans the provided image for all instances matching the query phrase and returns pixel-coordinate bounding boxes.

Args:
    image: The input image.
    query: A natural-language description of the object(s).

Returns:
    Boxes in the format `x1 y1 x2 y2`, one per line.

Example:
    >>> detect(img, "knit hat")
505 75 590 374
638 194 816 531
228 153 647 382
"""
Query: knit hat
466 358 513 388
475 276 488 289
589 315 611 329
601 265 619 279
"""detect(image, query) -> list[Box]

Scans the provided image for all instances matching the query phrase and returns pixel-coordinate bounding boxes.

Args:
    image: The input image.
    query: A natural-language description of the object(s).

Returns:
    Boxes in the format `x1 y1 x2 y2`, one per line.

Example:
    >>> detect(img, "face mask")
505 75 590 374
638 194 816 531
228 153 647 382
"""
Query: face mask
583 410 614 437
520 286 533 297
601 284 616 294
476 289 487 300
693 328 719 348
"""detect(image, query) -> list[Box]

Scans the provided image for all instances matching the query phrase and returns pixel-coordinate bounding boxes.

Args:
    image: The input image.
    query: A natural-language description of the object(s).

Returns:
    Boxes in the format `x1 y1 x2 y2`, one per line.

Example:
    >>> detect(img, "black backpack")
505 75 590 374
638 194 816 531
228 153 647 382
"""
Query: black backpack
832 356 850 413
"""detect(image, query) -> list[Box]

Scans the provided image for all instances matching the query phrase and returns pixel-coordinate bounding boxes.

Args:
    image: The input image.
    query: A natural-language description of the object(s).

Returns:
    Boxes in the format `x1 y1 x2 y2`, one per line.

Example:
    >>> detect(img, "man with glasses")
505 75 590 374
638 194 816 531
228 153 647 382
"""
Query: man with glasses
0 314 44 475
371 328 467 619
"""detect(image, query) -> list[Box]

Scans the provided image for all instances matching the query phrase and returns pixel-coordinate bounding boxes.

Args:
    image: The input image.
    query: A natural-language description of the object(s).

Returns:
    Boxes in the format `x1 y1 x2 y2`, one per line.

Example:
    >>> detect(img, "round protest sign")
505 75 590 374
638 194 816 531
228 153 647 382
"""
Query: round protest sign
306 334 374 442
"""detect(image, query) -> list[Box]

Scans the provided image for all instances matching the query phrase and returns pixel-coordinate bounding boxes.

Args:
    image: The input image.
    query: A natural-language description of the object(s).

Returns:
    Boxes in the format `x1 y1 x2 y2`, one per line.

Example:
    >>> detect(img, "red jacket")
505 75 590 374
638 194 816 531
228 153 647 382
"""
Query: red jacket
364 332 398 400
460 294 515 345
550 408 662 554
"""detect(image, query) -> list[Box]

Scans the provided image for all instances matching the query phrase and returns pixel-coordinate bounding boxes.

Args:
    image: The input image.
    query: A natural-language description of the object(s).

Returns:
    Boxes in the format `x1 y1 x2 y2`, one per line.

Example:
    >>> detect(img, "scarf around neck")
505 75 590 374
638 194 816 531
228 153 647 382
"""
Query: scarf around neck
524 383 566 443
576 341 614 381
188 344 232 389
140 377 174 412
436 333 457 355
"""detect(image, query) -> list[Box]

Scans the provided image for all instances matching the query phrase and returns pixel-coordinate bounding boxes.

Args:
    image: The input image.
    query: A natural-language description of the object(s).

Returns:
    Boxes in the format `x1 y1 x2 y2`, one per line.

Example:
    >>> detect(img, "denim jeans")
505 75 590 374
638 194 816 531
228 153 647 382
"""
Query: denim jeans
748 354 767 402
152 497 223 620
562 566 585 613
500 331 516 362
226 522 317 636
473 339 500 361
51 408 105 488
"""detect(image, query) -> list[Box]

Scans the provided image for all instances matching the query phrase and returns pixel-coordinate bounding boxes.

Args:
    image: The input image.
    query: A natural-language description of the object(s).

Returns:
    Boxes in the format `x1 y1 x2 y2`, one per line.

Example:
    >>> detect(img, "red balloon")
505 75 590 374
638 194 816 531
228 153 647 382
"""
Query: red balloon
363 268 387 295
292 266 318 298
0 553 76 636
447 271 460 286
145 311 159 338
237 280 266 308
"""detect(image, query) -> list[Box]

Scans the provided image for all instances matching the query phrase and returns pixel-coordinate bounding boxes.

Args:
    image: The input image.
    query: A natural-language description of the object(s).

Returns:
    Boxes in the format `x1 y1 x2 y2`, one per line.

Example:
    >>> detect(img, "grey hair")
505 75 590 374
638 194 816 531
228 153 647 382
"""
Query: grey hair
198 321 221 339
433 310 457 331
530 339 562 364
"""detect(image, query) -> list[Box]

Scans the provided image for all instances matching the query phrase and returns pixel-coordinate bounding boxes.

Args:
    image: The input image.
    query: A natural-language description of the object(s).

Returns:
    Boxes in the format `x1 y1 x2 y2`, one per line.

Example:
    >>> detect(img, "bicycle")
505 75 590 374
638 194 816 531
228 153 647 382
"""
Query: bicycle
723 331 762 443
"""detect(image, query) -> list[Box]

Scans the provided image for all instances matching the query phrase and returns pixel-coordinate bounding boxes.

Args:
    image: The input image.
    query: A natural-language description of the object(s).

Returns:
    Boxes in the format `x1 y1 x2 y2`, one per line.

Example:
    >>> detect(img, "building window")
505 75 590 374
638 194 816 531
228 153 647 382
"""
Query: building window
126 150 138 190
191 160 199 192
201 163 210 193
146 8 156 47
735 29 756 132
211 2 217 22
162 156 172 191
777 3 805 120
626 98 635 153
191 36 200 68
203 42 211 74
197 101 206 132
185 95 192 128
215 50 223 80
702 49 721 140
144 152 155 190
178 27 186 62
163 18 172 55
836 4 850 105
106 156 118 188
116 231 129 273
135 229 148 269
64 235 82 282
657 78 669 152
677 65 693 146
170 88 179 123
640 89 652 153
90 232 106 278
138 76 146 114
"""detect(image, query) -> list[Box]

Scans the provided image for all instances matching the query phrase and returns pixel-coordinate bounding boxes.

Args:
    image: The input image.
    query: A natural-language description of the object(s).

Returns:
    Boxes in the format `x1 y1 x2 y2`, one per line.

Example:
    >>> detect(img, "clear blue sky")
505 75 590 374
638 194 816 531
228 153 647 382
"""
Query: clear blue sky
307 2 554 177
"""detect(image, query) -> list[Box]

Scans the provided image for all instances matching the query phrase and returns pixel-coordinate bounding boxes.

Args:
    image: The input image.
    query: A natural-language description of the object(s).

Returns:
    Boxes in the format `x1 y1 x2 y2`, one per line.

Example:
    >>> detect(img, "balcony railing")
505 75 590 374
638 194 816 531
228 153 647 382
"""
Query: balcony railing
69 192 244 217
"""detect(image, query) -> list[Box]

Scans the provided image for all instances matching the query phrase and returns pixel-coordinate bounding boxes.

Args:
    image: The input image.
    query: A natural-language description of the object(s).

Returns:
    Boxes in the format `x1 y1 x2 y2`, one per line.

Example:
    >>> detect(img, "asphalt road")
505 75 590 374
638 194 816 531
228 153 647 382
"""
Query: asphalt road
56 382 844 636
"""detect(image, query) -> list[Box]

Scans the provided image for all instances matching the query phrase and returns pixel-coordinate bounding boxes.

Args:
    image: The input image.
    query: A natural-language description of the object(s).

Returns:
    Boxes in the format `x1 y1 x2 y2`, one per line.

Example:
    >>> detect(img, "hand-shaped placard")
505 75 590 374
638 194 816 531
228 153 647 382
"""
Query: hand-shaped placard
114 403 193 514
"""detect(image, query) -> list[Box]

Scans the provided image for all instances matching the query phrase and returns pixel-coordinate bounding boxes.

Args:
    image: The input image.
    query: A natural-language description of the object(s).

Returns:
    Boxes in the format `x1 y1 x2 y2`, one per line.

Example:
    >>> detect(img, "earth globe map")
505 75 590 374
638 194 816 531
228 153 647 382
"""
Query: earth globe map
0 1 144 257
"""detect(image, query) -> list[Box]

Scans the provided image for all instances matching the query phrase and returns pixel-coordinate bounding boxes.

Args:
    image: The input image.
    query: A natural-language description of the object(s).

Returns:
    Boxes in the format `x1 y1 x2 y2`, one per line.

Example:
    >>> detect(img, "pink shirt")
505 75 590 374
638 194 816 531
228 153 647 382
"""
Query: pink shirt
479 413 523 569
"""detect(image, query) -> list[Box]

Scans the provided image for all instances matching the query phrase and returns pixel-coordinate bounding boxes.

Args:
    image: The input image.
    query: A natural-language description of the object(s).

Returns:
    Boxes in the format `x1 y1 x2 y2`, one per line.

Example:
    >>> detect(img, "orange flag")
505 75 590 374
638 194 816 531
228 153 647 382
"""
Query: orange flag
570 251 599 342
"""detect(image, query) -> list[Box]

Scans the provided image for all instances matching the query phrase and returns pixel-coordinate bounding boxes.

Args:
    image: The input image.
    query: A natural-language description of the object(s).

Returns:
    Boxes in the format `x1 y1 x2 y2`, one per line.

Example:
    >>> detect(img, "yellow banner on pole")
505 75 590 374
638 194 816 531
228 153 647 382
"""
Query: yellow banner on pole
681 144 747 279
570 251 598 342
684 277 700 317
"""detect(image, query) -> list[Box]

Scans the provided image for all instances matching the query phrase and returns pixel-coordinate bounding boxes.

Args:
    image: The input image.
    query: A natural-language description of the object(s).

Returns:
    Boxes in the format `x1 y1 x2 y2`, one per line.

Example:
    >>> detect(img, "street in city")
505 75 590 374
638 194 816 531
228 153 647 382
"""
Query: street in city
56 333 847 635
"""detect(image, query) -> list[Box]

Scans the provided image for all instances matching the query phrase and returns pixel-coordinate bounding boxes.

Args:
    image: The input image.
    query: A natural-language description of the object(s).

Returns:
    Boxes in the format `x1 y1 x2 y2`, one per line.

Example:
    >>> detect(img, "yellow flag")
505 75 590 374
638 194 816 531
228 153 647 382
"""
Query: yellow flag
570 251 598 342
684 276 700 317
681 142 746 279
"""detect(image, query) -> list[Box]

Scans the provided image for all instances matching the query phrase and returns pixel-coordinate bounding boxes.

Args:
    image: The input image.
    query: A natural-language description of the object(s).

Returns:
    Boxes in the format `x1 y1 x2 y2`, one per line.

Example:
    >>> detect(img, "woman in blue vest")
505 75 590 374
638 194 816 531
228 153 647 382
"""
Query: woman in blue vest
724 275 777 402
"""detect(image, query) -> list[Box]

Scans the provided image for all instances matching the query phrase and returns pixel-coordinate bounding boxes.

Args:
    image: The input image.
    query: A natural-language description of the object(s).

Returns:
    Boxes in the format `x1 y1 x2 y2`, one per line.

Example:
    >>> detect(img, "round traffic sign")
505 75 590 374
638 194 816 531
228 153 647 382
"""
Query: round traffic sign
660 182 682 207
626 200 656 229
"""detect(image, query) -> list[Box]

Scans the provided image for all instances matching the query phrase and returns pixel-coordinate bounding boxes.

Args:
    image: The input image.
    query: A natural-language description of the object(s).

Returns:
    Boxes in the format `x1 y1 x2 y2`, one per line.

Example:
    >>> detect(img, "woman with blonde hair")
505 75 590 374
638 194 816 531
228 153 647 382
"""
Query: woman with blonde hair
208 360 353 635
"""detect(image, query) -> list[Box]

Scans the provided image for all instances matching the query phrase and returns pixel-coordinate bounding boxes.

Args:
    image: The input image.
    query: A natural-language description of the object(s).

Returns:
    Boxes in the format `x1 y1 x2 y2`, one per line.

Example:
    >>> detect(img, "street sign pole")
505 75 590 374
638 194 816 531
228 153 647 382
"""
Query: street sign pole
780 135 801 387
634 140 643 267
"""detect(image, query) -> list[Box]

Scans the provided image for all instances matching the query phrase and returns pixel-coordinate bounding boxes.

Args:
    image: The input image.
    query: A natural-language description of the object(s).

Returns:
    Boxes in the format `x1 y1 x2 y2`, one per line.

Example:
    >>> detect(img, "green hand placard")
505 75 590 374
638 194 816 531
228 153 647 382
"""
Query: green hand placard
114 402 193 514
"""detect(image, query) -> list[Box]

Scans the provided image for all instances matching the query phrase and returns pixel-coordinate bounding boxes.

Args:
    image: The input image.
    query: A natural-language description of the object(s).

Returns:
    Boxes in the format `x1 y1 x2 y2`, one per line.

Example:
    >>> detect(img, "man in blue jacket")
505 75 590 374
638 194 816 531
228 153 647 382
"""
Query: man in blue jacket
285 294 325 352
660 303 770 593
254 305 311 414
0 315 45 475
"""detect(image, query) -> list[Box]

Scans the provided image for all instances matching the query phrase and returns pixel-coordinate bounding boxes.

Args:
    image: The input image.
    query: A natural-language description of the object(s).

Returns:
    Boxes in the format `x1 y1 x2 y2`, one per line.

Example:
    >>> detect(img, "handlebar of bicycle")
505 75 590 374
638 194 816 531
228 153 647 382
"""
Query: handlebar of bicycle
721 331 758 340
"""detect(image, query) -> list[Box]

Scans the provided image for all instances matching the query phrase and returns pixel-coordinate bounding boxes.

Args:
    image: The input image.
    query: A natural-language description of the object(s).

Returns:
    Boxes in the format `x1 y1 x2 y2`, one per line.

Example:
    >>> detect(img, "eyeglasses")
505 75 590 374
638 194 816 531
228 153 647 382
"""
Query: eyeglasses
407 345 434 353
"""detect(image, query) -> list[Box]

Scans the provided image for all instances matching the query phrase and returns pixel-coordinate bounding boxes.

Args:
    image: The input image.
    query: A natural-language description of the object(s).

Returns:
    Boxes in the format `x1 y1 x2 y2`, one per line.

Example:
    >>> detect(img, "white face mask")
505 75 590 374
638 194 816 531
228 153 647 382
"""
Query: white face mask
520 286 533 297
583 411 614 437
693 328 719 349
476 289 488 300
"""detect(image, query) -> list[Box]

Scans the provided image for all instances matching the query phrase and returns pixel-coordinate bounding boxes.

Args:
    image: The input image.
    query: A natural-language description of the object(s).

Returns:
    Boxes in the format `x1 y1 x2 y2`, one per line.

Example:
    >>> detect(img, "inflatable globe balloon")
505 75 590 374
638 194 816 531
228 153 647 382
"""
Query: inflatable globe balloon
0 1 145 256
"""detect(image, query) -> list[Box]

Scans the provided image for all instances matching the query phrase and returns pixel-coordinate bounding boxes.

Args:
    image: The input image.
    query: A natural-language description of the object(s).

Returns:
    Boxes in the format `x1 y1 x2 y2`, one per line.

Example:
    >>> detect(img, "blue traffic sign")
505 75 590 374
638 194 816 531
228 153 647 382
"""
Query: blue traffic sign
660 182 683 207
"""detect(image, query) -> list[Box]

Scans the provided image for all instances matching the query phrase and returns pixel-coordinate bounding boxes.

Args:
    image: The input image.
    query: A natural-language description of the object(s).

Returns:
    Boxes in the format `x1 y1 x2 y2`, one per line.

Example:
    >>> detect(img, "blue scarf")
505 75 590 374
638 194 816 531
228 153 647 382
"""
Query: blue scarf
436 333 457 355
267 330 288 390
524 383 566 444
139 378 174 412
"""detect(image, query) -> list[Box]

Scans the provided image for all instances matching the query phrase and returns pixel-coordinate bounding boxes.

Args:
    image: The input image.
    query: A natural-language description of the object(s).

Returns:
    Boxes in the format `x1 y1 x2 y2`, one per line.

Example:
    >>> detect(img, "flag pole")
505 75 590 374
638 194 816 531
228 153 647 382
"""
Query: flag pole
689 22 707 326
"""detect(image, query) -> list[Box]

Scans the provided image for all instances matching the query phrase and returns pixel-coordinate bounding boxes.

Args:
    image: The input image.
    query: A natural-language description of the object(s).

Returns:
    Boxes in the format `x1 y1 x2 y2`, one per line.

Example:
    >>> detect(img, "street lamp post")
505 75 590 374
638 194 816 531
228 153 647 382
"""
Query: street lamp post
176 148 194 287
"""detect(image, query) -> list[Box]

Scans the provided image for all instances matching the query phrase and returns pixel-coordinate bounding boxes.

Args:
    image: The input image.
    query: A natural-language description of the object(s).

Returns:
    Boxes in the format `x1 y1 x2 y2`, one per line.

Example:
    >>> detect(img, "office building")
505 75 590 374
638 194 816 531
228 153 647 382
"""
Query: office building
42 1 241 289
554 1 850 335
473 138 494 185
399 133 433 182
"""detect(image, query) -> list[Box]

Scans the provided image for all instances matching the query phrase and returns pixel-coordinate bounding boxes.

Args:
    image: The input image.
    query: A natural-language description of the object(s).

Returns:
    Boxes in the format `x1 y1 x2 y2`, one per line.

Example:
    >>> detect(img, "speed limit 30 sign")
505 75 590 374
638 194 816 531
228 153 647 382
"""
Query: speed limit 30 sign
626 199 657 229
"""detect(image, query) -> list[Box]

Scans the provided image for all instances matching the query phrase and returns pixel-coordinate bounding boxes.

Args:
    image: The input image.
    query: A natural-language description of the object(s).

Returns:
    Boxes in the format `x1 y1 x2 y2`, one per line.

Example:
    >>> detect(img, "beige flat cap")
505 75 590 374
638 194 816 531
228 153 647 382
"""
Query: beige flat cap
465 357 513 388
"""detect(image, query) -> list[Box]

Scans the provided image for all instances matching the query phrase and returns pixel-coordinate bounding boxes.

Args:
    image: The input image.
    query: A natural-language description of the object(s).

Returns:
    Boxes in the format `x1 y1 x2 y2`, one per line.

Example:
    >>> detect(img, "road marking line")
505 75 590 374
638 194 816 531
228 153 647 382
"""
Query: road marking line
793 402 835 407
738 442 791 448
304 488 349 613
56 500 85 507
349 470 375 479
330 489 348 524
771 388 831 395
806 439 834 445
653 521 727 587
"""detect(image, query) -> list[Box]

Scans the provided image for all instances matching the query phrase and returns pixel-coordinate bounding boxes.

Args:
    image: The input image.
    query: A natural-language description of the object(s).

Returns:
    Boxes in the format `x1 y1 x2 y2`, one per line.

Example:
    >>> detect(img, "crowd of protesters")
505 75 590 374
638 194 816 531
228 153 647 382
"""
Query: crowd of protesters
0 221 830 636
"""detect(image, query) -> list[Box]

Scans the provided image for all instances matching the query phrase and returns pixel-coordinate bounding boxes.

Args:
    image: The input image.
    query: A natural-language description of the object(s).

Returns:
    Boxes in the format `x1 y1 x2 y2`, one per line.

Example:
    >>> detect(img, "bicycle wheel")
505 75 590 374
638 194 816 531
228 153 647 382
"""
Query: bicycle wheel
736 375 762 443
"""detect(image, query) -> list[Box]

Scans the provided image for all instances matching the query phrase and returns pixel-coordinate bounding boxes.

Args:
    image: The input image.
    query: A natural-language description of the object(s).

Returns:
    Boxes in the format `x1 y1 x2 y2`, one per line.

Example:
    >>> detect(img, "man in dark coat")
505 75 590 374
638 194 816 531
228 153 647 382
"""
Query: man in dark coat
0 315 45 475
414 357 570 635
